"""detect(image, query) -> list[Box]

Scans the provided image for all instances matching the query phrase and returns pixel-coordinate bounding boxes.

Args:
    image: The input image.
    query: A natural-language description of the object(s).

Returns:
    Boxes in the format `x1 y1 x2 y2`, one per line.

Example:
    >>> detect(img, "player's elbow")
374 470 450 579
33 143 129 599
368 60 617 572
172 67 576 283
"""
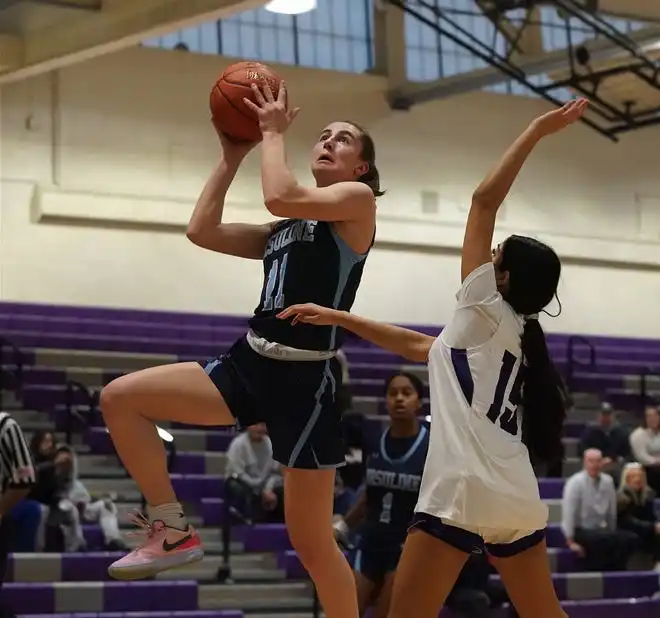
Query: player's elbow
470 191 500 213
264 186 307 217
264 197 289 218
186 227 222 253
186 227 206 247
406 341 432 363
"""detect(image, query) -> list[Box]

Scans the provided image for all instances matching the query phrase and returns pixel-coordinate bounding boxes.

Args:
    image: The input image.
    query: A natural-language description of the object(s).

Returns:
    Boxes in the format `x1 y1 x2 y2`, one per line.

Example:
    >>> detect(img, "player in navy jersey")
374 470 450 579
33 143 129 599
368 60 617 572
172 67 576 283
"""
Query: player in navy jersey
279 99 588 618
101 82 379 618
334 372 428 618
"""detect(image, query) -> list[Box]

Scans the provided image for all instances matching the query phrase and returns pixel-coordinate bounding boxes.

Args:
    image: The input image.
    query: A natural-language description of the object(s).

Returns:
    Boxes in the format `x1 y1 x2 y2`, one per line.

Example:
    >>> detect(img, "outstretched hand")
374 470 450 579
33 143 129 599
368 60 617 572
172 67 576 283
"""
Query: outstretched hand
277 303 339 326
531 98 588 137
243 81 300 135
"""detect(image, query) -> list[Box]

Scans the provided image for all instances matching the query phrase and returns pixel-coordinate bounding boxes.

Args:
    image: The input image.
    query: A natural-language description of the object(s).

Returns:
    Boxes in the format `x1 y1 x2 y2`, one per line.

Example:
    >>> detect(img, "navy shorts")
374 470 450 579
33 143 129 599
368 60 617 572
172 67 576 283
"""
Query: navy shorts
351 542 402 583
200 336 344 469
409 513 545 558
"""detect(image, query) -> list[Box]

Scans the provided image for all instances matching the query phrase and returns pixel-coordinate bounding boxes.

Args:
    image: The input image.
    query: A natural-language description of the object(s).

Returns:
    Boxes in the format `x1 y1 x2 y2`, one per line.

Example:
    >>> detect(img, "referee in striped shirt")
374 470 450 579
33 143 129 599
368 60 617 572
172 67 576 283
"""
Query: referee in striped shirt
0 412 35 618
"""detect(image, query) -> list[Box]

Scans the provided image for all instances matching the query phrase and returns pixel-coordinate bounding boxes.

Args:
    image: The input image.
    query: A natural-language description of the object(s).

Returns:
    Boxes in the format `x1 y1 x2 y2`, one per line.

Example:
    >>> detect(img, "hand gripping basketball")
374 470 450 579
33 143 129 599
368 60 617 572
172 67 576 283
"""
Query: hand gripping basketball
243 81 300 135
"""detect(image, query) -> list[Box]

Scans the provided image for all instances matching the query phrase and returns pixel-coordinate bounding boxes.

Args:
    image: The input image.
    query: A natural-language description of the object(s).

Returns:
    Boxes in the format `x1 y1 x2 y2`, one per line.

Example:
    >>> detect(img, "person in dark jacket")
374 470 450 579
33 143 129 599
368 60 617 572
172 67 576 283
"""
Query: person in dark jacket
26 431 84 551
28 430 60 505
578 402 630 483
617 462 660 570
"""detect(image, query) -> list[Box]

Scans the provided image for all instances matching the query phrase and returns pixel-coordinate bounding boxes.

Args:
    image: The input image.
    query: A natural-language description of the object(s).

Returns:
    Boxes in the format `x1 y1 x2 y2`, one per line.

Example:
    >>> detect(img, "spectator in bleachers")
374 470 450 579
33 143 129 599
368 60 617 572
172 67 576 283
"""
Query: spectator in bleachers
225 423 284 523
26 431 84 552
617 462 660 570
28 430 59 505
629 405 660 494
562 448 638 571
54 445 127 551
578 402 630 483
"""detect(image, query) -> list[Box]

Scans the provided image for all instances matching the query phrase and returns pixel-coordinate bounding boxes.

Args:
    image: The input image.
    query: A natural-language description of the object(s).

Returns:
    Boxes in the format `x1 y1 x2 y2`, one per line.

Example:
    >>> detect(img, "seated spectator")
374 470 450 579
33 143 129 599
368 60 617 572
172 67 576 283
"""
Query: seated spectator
617 462 660 570
629 405 660 494
562 448 638 571
23 432 85 552
28 430 60 505
225 423 283 523
578 402 630 483
55 445 127 550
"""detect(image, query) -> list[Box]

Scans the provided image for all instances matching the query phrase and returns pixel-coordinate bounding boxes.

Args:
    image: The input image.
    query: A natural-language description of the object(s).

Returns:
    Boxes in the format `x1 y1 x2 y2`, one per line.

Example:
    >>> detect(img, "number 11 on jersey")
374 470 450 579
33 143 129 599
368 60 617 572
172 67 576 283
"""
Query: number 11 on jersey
263 254 289 311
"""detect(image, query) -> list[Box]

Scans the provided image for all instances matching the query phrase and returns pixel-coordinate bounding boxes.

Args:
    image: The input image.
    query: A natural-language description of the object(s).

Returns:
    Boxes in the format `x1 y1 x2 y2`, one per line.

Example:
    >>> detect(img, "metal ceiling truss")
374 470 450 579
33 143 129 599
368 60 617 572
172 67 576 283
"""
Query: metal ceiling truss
386 0 660 142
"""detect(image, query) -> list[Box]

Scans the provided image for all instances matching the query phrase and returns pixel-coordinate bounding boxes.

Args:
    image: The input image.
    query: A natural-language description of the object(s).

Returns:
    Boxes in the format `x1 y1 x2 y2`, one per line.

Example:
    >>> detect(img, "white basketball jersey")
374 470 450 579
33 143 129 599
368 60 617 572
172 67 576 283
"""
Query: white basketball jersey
416 262 549 531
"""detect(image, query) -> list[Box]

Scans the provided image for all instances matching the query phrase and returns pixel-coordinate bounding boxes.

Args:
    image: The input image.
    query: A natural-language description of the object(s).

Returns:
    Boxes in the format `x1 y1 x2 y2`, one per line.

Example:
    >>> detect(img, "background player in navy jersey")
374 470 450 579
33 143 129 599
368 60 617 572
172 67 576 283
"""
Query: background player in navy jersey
279 98 589 618
100 82 379 618
334 372 428 618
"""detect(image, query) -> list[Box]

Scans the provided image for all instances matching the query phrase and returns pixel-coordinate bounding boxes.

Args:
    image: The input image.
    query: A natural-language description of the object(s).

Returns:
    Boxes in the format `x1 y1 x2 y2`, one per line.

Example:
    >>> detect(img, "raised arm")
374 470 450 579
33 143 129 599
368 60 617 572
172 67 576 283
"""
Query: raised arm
244 83 375 223
461 98 587 282
277 304 434 363
186 123 274 260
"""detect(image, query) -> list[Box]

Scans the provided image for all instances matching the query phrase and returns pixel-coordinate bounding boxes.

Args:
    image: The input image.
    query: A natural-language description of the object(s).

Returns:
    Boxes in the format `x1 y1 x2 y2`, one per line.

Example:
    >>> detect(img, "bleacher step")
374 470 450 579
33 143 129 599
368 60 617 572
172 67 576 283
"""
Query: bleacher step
198 582 313 610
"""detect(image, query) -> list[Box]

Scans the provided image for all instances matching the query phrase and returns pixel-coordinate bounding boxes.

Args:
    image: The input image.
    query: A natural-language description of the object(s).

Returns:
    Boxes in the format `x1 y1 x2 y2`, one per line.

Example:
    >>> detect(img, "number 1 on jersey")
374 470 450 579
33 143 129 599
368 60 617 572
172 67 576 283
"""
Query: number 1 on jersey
263 254 289 311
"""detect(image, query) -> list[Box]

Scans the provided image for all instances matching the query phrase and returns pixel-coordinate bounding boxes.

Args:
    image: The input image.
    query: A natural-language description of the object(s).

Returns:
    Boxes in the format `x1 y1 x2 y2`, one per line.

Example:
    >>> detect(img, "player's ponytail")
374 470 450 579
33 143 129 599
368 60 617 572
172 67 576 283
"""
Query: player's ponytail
520 318 566 466
359 164 384 198
345 121 385 198
500 234 565 466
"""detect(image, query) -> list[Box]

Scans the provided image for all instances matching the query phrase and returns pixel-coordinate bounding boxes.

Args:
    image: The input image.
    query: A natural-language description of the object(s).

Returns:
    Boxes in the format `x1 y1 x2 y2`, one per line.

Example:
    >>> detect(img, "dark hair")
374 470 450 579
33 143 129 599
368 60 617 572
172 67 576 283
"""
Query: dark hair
30 429 54 462
345 121 385 198
384 372 424 400
644 405 659 428
500 235 566 466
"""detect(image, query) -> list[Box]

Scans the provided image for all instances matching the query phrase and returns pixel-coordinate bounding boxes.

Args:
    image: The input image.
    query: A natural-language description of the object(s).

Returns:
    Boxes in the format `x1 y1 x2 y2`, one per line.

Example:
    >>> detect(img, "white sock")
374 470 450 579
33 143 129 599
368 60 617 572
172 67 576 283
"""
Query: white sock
147 502 188 532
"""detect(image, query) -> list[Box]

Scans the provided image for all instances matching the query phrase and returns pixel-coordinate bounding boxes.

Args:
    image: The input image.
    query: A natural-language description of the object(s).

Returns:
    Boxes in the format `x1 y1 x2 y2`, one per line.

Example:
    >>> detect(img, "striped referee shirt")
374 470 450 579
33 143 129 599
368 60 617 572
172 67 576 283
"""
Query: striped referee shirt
0 412 35 492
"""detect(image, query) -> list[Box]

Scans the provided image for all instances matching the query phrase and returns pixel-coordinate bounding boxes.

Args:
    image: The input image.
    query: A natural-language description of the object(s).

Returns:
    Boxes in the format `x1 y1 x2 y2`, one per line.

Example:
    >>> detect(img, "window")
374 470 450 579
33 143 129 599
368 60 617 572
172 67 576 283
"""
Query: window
143 0 373 74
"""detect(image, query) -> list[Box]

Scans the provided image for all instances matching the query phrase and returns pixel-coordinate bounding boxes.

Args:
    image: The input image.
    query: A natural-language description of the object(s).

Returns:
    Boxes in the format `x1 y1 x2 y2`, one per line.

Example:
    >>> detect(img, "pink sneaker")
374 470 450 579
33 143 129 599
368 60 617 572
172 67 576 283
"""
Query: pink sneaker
107 512 204 580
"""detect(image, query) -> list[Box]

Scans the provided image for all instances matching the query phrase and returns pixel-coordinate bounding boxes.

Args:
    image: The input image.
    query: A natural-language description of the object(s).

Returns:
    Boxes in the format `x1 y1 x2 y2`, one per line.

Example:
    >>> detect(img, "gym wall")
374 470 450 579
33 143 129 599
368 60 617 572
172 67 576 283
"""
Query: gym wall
1 46 660 337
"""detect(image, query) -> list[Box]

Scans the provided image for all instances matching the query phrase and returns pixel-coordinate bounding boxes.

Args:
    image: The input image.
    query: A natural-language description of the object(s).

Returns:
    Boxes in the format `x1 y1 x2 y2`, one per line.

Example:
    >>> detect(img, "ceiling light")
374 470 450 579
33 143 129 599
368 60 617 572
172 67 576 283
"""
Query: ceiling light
265 0 317 15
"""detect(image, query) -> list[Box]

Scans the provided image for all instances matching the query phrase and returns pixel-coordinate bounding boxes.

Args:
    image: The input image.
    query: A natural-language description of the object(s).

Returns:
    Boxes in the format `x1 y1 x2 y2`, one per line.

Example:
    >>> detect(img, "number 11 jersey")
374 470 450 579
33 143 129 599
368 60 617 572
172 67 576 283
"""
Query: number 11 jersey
249 219 371 352
416 262 549 532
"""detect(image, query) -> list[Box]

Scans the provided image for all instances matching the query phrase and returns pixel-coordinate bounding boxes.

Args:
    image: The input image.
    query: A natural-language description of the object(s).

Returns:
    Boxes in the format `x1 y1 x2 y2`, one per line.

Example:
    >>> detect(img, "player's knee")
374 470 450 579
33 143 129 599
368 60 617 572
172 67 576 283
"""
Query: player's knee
288 522 336 570
99 375 133 416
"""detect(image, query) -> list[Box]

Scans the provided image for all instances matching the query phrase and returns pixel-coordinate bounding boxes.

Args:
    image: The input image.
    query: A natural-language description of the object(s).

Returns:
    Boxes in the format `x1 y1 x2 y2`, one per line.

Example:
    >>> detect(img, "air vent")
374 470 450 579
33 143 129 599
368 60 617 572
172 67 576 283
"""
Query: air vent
421 190 439 214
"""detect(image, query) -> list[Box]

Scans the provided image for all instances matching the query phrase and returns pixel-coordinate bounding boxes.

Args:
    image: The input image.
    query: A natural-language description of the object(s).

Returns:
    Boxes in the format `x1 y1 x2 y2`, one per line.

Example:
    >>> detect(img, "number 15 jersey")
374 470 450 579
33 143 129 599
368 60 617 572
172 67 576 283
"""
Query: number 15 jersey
249 219 371 352
416 262 548 532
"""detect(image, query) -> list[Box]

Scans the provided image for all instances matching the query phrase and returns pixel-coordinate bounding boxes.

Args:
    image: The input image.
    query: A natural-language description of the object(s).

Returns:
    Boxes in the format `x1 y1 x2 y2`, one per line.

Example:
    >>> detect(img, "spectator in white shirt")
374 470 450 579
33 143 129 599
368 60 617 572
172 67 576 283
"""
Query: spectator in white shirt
562 448 638 571
629 405 660 494
225 423 283 522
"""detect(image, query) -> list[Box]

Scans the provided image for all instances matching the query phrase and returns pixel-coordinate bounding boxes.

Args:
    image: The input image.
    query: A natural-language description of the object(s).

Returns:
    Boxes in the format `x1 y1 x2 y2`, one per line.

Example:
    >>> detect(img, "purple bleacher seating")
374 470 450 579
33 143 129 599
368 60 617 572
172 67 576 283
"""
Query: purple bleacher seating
6 301 660 617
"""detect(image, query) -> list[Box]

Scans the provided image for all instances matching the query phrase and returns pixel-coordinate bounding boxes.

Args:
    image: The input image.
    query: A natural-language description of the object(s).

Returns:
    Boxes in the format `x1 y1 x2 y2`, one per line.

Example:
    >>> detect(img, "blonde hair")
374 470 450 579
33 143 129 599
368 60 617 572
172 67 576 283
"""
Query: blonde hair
619 462 646 489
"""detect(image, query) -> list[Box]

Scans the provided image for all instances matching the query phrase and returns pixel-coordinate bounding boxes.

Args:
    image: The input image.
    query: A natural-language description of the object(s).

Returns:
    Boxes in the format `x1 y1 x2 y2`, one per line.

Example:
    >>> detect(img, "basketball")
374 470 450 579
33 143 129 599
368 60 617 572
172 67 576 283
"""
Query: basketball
210 61 282 142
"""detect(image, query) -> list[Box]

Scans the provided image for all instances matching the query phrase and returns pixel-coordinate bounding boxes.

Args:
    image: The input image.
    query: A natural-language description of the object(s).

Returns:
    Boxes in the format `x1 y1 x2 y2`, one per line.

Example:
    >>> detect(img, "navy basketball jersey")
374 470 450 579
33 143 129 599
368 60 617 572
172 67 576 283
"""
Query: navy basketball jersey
249 219 371 351
362 423 429 545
